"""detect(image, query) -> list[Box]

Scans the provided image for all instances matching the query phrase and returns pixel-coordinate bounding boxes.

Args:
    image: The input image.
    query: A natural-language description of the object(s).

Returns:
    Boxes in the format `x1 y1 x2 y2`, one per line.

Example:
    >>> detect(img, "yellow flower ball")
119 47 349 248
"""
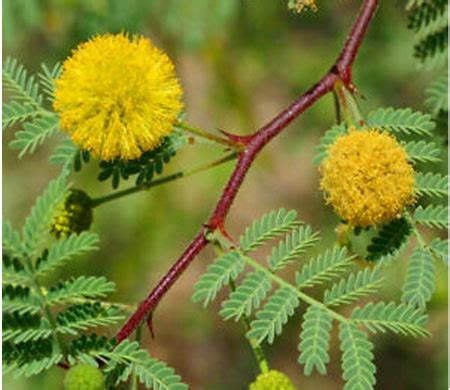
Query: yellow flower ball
54 33 183 161
320 128 415 227
249 370 297 390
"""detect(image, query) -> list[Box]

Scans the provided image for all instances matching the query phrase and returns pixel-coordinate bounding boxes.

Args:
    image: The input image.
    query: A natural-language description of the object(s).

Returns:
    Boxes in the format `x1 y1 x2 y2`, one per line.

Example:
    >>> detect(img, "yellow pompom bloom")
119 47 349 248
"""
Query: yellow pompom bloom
54 33 183 161
320 129 415 227
249 370 297 390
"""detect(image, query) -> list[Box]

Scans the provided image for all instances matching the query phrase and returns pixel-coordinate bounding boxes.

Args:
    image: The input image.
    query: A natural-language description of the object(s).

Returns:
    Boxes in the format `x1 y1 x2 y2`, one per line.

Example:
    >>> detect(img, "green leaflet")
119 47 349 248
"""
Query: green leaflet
102 340 188 389
267 225 319 271
339 323 376 390
415 172 448 198
296 246 354 288
403 140 441 163
246 287 299 344
314 124 346 165
414 204 448 229
324 268 383 307
239 208 301 252
220 270 272 321
298 306 333 375
192 251 245 307
22 174 69 255
351 301 429 337
425 72 448 115
402 247 436 309
366 107 435 136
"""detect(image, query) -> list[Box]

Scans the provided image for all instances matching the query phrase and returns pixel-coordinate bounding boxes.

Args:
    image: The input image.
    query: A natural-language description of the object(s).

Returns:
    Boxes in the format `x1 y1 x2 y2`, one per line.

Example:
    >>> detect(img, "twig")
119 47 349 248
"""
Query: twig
116 0 379 343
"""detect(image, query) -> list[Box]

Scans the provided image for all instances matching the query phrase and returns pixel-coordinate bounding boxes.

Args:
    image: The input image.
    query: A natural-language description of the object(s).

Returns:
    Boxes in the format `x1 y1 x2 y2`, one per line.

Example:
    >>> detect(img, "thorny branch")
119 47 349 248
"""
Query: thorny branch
116 0 379 343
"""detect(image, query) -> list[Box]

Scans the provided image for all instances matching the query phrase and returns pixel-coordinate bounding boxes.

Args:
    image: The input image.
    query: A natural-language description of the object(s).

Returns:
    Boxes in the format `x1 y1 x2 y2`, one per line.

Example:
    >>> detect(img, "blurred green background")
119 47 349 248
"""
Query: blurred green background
3 0 448 389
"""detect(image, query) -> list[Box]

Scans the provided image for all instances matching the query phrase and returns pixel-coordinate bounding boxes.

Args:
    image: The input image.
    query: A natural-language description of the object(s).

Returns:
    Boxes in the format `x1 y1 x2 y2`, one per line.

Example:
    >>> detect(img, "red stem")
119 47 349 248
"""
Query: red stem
116 0 378 343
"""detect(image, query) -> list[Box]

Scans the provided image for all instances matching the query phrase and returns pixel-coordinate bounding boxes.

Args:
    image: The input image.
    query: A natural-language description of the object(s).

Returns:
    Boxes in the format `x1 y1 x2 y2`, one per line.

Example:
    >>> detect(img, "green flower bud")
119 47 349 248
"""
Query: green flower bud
249 370 297 390
64 364 105 390
51 189 93 239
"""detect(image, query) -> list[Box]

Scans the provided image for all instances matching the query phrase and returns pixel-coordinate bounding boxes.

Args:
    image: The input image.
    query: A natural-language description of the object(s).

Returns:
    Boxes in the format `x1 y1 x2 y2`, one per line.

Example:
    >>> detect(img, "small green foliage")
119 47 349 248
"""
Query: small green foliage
37 62 62 102
351 301 430 337
298 306 332 375
9 113 59 158
415 172 448 197
192 251 245 307
428 238 448 263
247 287 300 344
220 271 272 321
414 204 448 229
56 303 124 335
50 140 90 172
47 276 116 306
403 140 441 163
97 131 188 189
402 247 436 309
366 218 412 261
366 107 435 136
314 124 346 165
324 268 383 307
296 246 354 288
3 57 43 107
22 174 68 255
102 340 188 389
267 225 319 270
239 208 301 252
339 323 376 390
425 72 448 115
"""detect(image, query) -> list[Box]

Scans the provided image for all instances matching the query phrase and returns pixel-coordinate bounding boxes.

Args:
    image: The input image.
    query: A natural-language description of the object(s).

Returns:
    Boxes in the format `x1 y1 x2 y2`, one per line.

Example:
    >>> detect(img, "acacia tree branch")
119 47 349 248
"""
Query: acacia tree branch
116 0 379 343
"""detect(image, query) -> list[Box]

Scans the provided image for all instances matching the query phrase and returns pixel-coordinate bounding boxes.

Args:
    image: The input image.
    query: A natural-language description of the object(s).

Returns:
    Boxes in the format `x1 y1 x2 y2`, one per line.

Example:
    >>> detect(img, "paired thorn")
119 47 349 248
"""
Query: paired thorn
217 128 252 147
146 313 155 339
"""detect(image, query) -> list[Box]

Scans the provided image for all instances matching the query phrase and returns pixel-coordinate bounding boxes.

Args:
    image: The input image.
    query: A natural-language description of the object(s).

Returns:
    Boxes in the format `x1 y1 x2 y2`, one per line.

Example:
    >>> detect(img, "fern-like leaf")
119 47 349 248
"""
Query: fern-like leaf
37 62 62 102
324 268 383 307
339 323 376 390
298 306 333 375
192 251 245 307
3 220 25 259
415 172 448 197
56 302 124 335
425 72 448 115
246 287 300 344
402 247 436 309
35 232 99 278
429 237 448 263
220 271 272 321
351 301 430 337
403 140 441 163
366 107 435 136
2 101 38 129
414 204 448 229
49 140 89 172
4 354 64 379
314 124 346 165
9 113 59 157
296 246 354 288
22 174 68 254
3 314 52 343
366 218 412 261
239 209 301 252
3 57 43 106
103 340 188 389
47 276 115 306
3 284 41 315
267 225 319 270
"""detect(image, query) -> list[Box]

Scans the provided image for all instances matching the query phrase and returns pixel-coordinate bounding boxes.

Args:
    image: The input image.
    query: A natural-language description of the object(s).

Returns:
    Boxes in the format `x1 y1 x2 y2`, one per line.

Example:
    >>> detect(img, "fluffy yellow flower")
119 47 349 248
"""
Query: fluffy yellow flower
320 129 415 227
54 33 183 161
249 370 297 390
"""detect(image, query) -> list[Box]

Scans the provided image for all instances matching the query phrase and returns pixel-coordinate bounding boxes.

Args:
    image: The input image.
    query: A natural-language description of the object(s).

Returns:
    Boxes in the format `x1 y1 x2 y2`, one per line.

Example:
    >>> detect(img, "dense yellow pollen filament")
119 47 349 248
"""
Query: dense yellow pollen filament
320 129 415 227
53 33 183 161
